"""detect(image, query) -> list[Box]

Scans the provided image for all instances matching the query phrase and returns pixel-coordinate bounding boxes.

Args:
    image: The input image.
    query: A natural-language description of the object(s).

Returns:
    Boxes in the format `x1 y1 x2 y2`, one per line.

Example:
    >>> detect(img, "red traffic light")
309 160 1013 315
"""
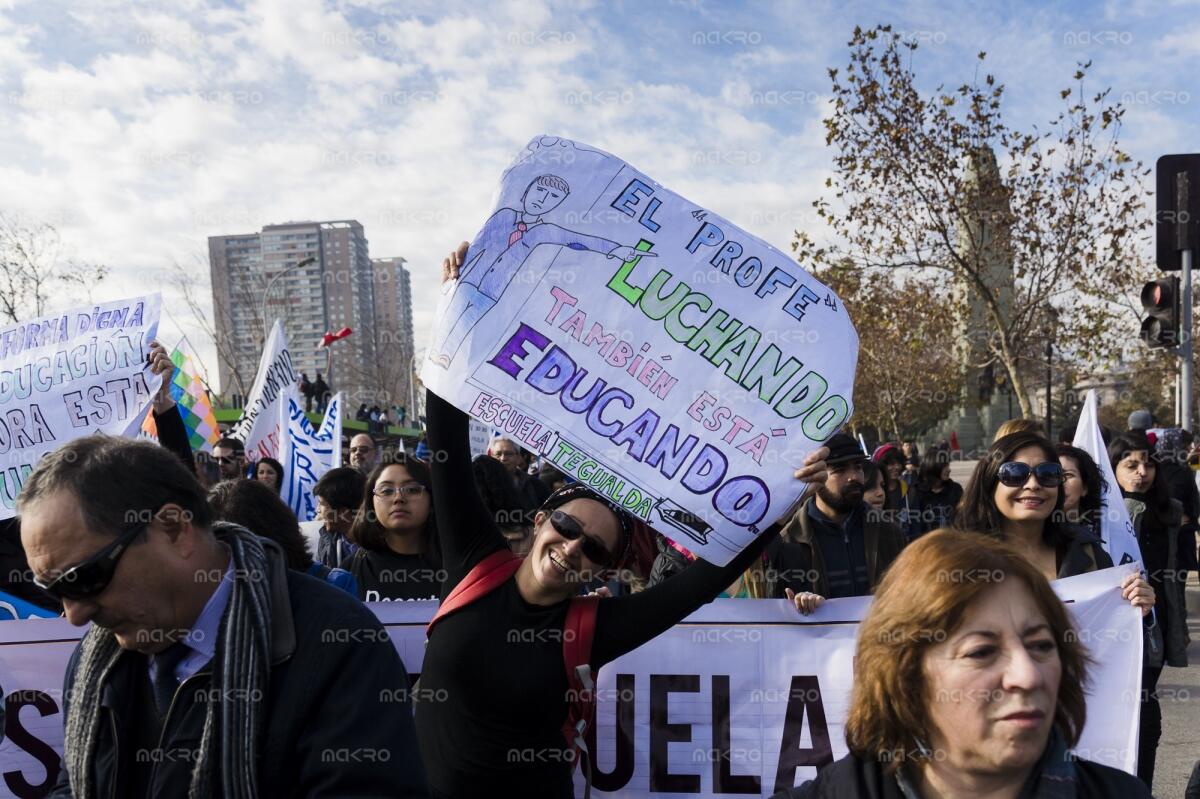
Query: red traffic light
1140 277 1181 348
1142 279 1174 311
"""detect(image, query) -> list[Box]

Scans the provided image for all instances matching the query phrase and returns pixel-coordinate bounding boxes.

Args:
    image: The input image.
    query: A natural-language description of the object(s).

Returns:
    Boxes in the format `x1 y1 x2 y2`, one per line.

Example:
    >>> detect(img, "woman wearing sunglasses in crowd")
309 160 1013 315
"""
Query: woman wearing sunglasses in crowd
1108 431 1190 789
346 455 444 602
414 243 829 799
954 431 1153 607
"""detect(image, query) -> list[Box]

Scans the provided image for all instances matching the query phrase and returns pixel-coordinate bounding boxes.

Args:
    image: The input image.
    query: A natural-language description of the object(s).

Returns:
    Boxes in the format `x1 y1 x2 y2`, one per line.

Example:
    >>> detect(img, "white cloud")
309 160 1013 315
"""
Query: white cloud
2 0 1198 394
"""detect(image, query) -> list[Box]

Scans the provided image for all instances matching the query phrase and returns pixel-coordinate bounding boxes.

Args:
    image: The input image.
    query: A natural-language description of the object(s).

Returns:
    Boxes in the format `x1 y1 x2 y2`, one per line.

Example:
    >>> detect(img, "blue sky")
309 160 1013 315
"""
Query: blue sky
2 0 1197 391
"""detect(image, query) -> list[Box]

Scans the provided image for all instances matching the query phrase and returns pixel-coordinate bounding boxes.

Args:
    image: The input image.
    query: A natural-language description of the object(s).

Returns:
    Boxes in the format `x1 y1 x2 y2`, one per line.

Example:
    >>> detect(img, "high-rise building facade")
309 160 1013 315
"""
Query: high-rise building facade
208 220 378 409
370 257 415 423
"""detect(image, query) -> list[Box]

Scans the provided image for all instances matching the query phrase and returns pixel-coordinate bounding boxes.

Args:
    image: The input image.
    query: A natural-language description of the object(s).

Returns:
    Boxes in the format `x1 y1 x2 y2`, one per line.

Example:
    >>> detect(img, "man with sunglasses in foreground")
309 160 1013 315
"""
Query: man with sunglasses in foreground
767 432 908 615
20 435 428 798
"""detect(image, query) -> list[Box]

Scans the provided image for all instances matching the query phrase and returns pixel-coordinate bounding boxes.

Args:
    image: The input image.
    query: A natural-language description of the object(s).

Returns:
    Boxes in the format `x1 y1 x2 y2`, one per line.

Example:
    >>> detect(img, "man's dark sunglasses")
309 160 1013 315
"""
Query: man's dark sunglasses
549 510 614 567
34 512 157 601
997 461 1064 489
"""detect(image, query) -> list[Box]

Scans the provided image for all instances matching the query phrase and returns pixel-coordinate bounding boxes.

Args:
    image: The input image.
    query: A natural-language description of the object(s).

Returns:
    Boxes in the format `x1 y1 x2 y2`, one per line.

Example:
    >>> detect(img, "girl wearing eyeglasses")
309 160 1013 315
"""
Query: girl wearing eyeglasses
1108 430 1190 789
346 456 444 602
954 431 1153 605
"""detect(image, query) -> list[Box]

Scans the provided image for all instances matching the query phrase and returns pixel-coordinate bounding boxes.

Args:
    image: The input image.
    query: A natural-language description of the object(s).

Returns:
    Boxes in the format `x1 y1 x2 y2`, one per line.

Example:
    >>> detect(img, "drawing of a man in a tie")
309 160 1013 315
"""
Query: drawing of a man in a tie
432 173 655 367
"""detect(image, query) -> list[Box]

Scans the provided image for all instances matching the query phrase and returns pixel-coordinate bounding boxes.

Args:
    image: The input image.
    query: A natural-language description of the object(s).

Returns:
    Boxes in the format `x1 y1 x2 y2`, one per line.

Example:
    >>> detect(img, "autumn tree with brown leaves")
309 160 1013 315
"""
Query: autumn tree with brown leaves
796 25 1154 420
818 260 962 440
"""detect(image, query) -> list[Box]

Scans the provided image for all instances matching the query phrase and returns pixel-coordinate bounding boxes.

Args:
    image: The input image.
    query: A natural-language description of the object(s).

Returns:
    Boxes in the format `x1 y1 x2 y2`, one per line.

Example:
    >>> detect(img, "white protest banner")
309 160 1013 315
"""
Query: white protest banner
422 135 859 565
0 294 162 518
468 419 494 459
0 568 1139 798
1073 390 1142 566
279 387 343 522
228 320 295 462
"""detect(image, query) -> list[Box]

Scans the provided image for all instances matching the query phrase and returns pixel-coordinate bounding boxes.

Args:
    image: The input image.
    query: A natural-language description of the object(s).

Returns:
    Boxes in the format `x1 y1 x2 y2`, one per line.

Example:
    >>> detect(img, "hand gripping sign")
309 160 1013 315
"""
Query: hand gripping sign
422 135 859 565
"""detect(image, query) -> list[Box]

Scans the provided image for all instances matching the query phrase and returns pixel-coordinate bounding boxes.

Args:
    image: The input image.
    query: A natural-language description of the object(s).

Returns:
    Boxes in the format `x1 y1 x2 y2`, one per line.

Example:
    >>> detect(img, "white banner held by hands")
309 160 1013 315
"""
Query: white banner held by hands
421 135 859 566
0 294 162 519
0 567 1141 797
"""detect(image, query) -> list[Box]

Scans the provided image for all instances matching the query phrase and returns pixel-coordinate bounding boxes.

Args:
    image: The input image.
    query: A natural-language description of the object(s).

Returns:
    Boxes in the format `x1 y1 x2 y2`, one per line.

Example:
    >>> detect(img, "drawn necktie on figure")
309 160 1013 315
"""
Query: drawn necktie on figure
432 174 656 368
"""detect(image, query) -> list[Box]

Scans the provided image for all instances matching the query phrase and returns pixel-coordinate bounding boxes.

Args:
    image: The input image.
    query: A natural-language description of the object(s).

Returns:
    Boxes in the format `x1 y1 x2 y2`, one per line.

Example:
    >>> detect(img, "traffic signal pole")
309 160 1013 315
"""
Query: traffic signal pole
1178 170 1193 432
1182 247 1193 431
1152 156 1200 431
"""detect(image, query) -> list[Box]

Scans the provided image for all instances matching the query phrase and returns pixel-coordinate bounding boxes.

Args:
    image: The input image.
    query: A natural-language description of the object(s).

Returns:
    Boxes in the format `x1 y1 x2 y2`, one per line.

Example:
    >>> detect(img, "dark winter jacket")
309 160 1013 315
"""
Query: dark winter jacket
1126 496 1190 668
910 480 963 537
49 541 428 798
1055 523 1114 578
777 746 1150 799
767 496 907 599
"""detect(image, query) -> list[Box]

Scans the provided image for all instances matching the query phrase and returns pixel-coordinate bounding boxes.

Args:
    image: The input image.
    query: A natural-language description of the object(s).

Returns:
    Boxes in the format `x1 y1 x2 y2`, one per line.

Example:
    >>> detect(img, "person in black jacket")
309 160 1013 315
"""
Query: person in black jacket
766 434 906 614
778 529 1151 799
910 449 962 538
417 388 827 798
314 466 365 569
1109 430 1191 789
18 435 427 798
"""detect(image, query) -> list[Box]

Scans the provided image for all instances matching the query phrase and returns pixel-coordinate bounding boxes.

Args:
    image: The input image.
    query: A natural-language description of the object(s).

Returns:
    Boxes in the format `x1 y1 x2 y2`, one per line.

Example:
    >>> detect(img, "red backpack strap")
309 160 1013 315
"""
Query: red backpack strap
561 595 600 790
425 549 522 637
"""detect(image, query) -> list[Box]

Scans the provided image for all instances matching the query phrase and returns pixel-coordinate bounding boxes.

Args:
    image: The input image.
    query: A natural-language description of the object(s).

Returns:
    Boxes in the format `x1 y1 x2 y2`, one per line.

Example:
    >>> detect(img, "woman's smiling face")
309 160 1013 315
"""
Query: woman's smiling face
992 446 1057 525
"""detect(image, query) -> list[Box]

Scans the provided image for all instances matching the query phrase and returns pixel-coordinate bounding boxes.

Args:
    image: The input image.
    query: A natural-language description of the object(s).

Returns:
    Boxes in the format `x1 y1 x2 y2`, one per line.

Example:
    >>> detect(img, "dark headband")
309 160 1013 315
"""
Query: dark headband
539 484 636 568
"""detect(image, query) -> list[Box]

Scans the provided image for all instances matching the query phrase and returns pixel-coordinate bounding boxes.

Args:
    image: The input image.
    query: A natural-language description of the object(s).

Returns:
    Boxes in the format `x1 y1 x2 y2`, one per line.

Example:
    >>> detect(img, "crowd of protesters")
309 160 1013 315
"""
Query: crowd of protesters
1 275 1197 796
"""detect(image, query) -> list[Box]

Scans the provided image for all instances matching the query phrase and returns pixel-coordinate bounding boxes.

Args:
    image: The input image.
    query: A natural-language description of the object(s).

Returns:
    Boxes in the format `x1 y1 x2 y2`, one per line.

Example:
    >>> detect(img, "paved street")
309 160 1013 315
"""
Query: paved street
1157 584 1200 797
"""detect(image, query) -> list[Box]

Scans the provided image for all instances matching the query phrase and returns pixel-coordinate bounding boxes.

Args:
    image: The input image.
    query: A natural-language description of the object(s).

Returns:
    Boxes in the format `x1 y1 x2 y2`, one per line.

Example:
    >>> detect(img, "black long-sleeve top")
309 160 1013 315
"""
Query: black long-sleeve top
413 389 776 798
152 404 196 475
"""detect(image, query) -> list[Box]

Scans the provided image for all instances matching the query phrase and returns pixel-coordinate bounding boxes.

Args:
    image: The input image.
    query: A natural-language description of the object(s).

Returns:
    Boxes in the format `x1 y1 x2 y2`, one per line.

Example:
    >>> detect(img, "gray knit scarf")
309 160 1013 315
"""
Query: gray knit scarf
64 523 272 799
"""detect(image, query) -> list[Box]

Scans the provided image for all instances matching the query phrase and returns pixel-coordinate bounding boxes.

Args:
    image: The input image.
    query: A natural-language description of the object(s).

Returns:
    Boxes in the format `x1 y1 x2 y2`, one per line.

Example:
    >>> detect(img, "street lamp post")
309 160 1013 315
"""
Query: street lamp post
259 256 315 345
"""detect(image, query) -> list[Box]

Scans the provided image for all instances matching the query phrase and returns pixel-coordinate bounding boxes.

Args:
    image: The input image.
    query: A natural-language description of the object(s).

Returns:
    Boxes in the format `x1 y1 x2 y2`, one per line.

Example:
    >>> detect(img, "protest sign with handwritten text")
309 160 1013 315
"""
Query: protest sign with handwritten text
422 136 859 565
0 294 161 518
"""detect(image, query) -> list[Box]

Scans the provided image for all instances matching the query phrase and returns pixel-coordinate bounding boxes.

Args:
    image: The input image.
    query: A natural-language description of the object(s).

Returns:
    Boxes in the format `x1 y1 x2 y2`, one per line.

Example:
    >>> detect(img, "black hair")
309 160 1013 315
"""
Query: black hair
862 460 883 492
1055 443 1106 531
214 436 244 454
313 467 367 512
954 431 1071 549
207 479 311 570
916 449 952 491
472 454 530 528
254 457 285 492
1107 431 1173 533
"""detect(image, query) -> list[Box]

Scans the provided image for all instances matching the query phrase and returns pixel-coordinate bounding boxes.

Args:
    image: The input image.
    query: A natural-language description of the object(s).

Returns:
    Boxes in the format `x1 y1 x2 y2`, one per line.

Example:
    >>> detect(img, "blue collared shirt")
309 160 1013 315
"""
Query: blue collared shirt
148 556 234 687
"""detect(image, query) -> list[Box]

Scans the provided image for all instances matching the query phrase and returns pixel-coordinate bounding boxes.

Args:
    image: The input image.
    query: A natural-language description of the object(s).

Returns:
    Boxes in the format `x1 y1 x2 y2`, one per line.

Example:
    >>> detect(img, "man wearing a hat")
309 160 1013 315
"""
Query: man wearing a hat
767 433 908 614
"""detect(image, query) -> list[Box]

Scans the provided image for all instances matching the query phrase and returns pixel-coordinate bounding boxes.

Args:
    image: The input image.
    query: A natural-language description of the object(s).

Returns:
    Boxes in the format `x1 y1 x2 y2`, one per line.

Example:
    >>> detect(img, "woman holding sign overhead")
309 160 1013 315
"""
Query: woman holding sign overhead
414 242 830 799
